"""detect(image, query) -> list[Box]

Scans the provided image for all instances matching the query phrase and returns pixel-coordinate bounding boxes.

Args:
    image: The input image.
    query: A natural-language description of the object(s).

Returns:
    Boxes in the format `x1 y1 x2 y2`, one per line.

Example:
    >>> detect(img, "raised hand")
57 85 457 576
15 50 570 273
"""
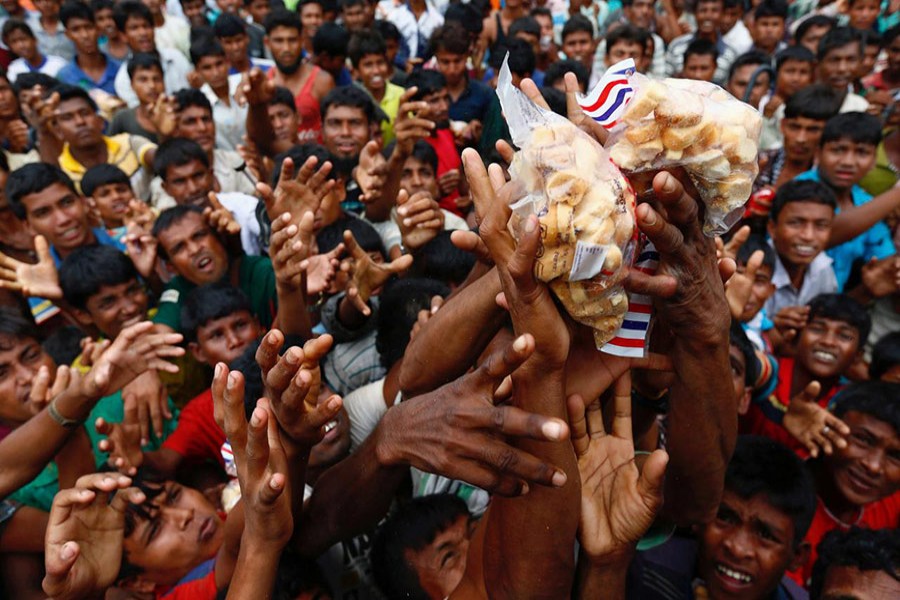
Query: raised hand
397 190 443 251
256 155 334 222
0 235 63 299
43 473 145 600
236 136 265 183
773 305 810 343
519 72 608 145
409 295 444 342
5 118 31 152
203 192 242 237
715 224 750 262
304 246 342 296
28 364 74 416
356 140 388 204
147 94 177 138
725 248 764 320
96 394 144 476
24 87 60 131
783 381 850 458
437 168 461 197
270 211 314 291
234 67 276 107
123 222 158 280
341 230 413 316
392 87 434 156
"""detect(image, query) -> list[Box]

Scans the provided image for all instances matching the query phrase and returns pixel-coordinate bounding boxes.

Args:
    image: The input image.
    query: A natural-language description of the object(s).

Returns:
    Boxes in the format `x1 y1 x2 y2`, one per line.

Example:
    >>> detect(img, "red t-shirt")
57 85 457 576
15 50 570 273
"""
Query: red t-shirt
788 491 900 586
426 129 463 216
161 389 226 468
156 558 217 599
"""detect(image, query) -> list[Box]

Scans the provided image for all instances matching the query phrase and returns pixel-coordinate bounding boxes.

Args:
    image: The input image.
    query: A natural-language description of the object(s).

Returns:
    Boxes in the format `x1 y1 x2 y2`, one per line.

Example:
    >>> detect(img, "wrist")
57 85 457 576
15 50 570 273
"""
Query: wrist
373 407 403 467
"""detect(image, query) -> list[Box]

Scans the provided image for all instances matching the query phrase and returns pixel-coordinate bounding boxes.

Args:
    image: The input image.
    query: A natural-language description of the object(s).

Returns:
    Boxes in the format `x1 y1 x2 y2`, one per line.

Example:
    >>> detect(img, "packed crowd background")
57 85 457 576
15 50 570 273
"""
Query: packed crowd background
0 0 897 598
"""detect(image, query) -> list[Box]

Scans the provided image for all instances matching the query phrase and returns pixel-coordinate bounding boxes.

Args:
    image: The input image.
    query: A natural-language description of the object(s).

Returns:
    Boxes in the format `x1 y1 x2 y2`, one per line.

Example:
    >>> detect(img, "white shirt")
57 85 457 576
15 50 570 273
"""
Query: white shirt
216 191 263 256
5 54 67 82
154 13 191 59
383 2 444 58
765 249 838 317
114 47 193 108
722 20 753 55
201 78 248 152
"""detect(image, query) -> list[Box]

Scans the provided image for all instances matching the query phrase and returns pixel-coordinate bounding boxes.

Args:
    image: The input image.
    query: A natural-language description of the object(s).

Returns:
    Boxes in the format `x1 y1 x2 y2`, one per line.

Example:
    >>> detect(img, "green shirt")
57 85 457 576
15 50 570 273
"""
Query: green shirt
9 391 179 512
152 256 278 332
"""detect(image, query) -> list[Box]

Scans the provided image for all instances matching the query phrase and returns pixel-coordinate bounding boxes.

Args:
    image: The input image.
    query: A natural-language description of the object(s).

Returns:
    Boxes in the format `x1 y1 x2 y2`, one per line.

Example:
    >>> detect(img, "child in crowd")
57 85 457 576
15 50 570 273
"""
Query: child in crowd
1 19 67 81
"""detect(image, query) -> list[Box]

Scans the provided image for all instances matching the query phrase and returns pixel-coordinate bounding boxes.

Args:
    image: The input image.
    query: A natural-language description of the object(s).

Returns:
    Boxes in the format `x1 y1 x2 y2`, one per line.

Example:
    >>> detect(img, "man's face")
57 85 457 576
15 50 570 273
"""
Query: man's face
401 155 439 198
767 201 833 269
848 0 881 31
817 138 877 191
421 88 450 126
818 43 861 91
720 5 742 33
683 53 718 81
131 66 165 105
728 64 769 107
266 25 303 75
860 43 880 80
697 490 802 600
799 24 831 56
123 482 225 586
696 0 724 35
155 212 229 285
90 182 135 225
776 60 813 98
404 515 473 600
33 0 59 18
267 102 299 144
0 77 16 120
781 116 825 163
94 7 117 37
562 31 595 70
5 28 37 61
0 335 55 425
163 159 215 207
180 0 207 27
736 263 775 323
819 565 900 600
300 3 323 39
191 310 261 366
55 97 104 148
175 106 216 153
246 0 270 25
123 16 155 53
729 343 751 415
341 3 370 32
218 34 250 71
65 16 99 55
824 410 900 507
81 280 149 339
195 53 230 90
22 182 92 254
354 53 388 96
322 105 370 159
752 17 784 53
796 315 861 380
624 0 654 29
434 50 467 87
607 39 645 67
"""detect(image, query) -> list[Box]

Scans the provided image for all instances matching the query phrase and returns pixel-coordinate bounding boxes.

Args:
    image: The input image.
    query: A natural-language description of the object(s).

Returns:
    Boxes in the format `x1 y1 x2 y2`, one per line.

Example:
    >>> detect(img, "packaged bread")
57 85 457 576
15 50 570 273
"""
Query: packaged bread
496 57 638 348
580 60 761 236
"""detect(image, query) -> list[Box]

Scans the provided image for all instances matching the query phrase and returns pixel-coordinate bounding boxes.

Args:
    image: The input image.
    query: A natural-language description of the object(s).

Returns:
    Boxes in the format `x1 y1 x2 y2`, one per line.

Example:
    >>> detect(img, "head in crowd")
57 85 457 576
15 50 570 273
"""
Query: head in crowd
798 294 870 383
61 1 100 58
816 27 862 92
267 86 300 146
509 16 541 59
265 9 305 76
81 164 135 228
213 13 252 72
127 52 165 107
794 15 835 56
622 0 656 30
751 0 787 55
0 306 55 426
560 14 596 71
605 23 648 67
399 140 440 199
695 435 816 600
299 0 325 44
173 88 217 154
774 45 816 98
695 0 725 37
727 51 772 107
418 232 476 290
2 19 39 64
781 84 841 165
114 1 156 54
883 24 900 80
430 22 473 90
734 235 777 324
372 494 472 600
857 29 882 81
720 0 744 35
870 332 900 383
243 0 271 26
682 38 718 81
376 278 451 370
0 152 32 254
543 59 589 93
815 112 881 192
348 29 389 97
730 320 761 414
810 528 900 599
313 21 350 79
181 283 262 366
153 138 214 207
501 37 536 85
320 85 378 162
151 205 230 285
846 0 882 32
190 37 230 92
50 85 105 150
179 0 209 28
59 245 148 339
767 179 837 274
406 69 449 127
339 0 372 32
373 18 401 68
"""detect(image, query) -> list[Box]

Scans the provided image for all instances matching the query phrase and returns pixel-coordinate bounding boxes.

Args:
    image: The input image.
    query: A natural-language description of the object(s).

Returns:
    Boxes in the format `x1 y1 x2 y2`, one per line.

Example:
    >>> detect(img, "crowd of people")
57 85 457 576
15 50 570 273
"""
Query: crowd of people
0 0 897 598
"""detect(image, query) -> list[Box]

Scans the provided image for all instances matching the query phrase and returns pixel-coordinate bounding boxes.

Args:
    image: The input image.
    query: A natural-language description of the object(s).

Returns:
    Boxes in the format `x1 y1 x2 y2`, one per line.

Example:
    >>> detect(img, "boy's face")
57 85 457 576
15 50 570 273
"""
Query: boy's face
21 182 93 254
90 181 135 225
421 87 450 125
322 104 371 159
696 490 804 600
562 31 595 70
859 43 880 80
65 16 99 55
848 0 880 31
0 334 55 425
434 50 468 87
695 0 723 35
799 24 831 56
190 309 260 366
720 5 742 33
218 34 250 70
180 0 207 28
683 53 717 81
155 212 229 285
300 3 323 39
175 105 216 153
195 54 230 90
775 59 813 98
266 25 303 75
123 16 155 53
131 66 165 105
163 159 215 207
796 314 861 380
767 201 833 269
5 29 37 61
624 0 655 29
817 137 877 191
818 43 861 91
55 97 104 148
751 16 784 53
354 53 388 96
78 279 149 339
267 102 299 145
728 64 769 108
342 3 369 32
781 116 825 163
607 39 644 67
94 7 117 38
736 262 775 322
823 410 900 507
401 155 439 198
123 482 225 588
0 77 18 121
246 0 270 25
404 515 473 600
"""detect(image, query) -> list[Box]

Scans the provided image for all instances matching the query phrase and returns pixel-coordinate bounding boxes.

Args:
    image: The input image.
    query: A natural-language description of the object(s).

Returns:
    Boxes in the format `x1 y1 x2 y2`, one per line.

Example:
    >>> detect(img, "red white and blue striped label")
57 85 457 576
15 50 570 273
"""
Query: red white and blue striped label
577 59 637 129
601 241 658 357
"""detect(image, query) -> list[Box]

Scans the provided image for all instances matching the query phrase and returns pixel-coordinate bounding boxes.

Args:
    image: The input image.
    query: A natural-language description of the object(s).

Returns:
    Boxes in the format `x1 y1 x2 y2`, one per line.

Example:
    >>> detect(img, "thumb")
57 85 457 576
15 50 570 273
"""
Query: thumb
47 541 80 578
638 449 669 504
34 235 53 263
800 381 821 402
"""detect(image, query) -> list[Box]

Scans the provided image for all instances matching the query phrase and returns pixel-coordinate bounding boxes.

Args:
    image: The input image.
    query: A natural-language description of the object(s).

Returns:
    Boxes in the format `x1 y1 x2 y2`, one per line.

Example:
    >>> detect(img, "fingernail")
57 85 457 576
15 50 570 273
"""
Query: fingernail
328 397 340 410
398 207 407 216
552 470 567 487
227 372 238 389
286 349 299 364
214 363 222 379
642 207 657 226
513 335 527 351
524 215 537 233
250 407 263 426
519 481 530 496
60 543 75 560
542 421 563 440
662 174 677 193
403 218 412 226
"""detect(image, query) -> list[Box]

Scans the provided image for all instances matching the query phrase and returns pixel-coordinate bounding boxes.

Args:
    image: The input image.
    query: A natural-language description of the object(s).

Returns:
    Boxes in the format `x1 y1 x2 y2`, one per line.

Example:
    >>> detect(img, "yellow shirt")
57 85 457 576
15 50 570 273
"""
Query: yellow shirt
378 82 405 145
58 133 156 200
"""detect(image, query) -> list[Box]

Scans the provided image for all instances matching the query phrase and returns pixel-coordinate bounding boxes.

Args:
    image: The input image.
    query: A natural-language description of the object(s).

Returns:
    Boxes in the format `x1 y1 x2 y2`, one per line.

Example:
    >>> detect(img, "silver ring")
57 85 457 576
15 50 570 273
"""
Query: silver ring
822 425 831 435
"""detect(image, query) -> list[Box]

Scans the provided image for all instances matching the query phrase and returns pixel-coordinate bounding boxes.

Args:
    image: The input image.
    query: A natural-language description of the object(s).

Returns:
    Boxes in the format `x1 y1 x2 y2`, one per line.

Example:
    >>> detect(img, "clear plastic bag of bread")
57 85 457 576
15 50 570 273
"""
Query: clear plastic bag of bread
496 57 638 348
603 73 762 236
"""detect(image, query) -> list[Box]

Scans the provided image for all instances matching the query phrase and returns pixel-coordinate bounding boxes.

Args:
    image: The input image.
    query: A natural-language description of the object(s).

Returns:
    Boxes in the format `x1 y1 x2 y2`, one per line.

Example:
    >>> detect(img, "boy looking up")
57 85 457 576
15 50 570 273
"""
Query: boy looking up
57 2 121 96
348 28 403 144
680 38 718 81
816 27 870 113
1 19 66 82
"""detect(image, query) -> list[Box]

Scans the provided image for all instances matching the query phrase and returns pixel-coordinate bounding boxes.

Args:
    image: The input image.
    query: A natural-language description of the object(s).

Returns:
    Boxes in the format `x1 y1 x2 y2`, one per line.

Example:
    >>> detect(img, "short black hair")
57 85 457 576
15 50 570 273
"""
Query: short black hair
0 306 41 350
817 26 860 61
189 36 226 66
606 23 649 57
856 28 882 49
60 1 94 27
347 28 386 68
775 45 815 72
376 278 451 369
126 52 164 79
883 23 900 48
263 8 302 35
213 12 247 38
338 0 365 10
174 86 213 115
5 163 78 220
728 50 771 83
316 215 384 258
1 19 34 46
831 380 900 434
151 205 206 252
562 14 593 41
445 2 483 35
725 436 817 546
509 16 540 39
12 72 57 96
541 86 567 116
784 83 841 120
807 293 871 347
543 59 589 90
81 164 132 198
795 15 836 46
319 84 376 123
270 143 335 186
153 138 210 182
90 0 114 13
820 112 882 148
870 332 900 381
754 0 787 20
371 494 470 599
429 21 470 56
43 325 86 366
59 245 139 311
55 83 99 112
810 528 900 600
269 86 297 112
181 282 253 343
735 233 777 274
408 140 438 174
504 37 536 77
769 179 837 223
113 1 153 33
405 69 446 101
313 21 349 57
418 231 476 289
730 320 760 387
684 38 719 63
373 18 401 43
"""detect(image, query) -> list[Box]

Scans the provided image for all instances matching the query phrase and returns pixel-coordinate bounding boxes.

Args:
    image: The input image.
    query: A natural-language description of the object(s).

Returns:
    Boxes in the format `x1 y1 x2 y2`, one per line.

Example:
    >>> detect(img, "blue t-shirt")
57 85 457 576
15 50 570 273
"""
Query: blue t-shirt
794 169 896 291
57 56 122 96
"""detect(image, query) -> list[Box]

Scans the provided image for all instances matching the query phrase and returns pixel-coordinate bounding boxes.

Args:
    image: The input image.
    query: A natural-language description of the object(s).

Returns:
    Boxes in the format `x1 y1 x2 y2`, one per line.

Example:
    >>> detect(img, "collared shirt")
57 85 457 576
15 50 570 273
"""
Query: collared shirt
114 47 194 108
795 168 896 291
665 33 738 85
357 80 405 144
384 2 444 59
57 56 121 96
764 244 838 317
150 148 258 211
154 13 190 59
58 133 156 200
200 78 248 151
448 77 495 124
26 15 74 62
5 54 67 82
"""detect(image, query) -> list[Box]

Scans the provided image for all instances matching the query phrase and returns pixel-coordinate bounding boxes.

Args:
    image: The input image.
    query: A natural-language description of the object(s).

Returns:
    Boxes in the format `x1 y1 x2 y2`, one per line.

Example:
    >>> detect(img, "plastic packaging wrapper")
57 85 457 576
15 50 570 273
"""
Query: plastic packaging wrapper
581 60 761 236
496 57 638 348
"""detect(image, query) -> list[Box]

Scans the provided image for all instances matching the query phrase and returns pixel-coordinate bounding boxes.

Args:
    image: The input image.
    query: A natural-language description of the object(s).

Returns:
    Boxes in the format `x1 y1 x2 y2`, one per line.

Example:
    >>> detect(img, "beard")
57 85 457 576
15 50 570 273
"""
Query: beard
275 55 303 75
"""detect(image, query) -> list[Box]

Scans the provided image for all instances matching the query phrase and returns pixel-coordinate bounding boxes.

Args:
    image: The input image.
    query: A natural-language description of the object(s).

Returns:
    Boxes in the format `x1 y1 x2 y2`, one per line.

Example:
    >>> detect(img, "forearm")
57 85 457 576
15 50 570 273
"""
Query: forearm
226 541 281 599
573 550 631 600
399 268 505 396
828 187 900 247
36 127 62 164
275 283 313 340
367 149 406 223
245 104 285 160
55 428 96 491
